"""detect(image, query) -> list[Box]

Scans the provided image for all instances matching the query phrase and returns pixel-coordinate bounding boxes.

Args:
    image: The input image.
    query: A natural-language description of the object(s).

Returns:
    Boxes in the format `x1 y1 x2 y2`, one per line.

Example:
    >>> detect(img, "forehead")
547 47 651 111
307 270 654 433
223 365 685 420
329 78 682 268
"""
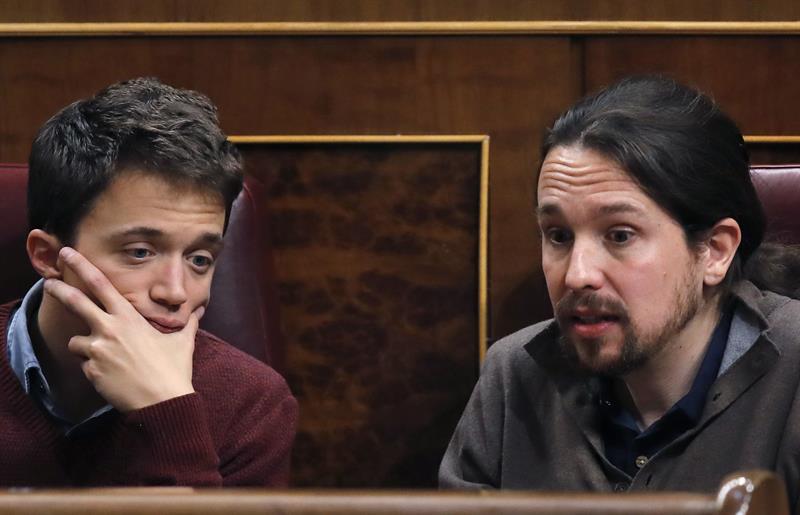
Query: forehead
537 145 658 217
76 171 225 236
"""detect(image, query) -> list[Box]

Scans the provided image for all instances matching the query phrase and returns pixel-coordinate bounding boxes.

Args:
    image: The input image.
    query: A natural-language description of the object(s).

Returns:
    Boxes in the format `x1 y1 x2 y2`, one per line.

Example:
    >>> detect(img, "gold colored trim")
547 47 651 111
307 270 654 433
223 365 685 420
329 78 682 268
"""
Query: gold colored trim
230 134 488 144
2 21 800 37
744 135 800 144
478 137 490 363
232 134 491 362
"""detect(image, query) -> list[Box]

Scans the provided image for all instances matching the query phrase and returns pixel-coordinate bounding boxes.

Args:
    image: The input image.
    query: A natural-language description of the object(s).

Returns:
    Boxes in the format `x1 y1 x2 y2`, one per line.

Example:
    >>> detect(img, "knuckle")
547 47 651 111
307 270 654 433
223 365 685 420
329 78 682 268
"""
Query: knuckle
81 360 97 381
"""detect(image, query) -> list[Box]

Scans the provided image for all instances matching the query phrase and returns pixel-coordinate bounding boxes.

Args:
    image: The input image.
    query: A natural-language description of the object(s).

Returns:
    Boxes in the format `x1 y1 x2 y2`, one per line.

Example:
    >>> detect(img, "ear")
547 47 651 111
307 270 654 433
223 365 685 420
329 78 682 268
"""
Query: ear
701 218 742 287
26 229 63 279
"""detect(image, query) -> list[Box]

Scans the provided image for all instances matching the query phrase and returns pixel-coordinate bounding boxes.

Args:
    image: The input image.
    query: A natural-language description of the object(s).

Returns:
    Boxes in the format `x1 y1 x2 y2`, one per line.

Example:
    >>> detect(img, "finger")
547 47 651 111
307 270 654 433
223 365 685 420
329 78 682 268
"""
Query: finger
180 308 202 338
80 358 100 384
44 278 109 331
58 247 128 315
67 335 94 359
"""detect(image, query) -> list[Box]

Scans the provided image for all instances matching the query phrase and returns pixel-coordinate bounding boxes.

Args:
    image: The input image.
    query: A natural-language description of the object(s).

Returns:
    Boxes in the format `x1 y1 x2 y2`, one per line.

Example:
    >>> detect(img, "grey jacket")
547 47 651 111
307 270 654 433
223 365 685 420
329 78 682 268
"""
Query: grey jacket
439 281 800 512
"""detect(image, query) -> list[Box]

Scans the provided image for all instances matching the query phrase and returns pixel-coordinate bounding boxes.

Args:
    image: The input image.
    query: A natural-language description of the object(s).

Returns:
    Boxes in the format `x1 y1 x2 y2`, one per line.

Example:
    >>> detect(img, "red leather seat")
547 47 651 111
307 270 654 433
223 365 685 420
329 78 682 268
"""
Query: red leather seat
750 165 800 243
0 164 284 372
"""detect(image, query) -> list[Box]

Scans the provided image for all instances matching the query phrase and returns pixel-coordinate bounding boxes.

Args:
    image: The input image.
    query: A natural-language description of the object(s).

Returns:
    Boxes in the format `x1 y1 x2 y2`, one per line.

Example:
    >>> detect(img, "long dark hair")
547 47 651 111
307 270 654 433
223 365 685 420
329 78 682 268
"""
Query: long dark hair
541 75 797 297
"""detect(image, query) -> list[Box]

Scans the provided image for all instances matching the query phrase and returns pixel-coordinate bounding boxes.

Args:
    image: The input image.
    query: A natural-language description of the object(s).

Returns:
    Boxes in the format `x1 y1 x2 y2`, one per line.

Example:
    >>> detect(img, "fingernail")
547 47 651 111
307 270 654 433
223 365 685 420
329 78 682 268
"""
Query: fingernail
60 247 75 258
196 306 206 320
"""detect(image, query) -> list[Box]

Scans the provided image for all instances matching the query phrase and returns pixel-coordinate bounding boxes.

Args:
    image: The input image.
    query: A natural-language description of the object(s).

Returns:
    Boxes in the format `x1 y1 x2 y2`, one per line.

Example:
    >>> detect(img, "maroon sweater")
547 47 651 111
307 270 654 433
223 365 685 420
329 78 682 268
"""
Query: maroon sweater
0 302 298 487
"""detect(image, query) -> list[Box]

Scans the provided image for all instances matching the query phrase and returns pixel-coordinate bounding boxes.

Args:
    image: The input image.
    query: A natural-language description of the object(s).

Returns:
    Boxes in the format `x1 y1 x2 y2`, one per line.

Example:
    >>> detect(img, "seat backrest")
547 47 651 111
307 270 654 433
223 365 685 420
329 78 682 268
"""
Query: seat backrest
750 165 800 243
0 164 284 371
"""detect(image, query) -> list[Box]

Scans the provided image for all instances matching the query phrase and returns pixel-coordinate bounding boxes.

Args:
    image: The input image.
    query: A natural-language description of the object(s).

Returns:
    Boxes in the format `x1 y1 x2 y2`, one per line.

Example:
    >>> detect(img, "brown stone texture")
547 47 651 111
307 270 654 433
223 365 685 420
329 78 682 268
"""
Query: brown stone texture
242 143 482 486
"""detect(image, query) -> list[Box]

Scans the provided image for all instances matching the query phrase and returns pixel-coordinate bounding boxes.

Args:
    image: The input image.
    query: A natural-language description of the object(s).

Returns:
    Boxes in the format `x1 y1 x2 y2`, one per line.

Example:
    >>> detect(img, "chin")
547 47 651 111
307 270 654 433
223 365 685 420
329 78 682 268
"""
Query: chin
561 335 646 377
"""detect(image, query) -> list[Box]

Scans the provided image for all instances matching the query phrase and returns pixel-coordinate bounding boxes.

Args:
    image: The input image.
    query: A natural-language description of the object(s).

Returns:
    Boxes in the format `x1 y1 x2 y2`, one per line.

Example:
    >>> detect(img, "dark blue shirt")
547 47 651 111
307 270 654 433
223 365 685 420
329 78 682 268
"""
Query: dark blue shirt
599 307 734 477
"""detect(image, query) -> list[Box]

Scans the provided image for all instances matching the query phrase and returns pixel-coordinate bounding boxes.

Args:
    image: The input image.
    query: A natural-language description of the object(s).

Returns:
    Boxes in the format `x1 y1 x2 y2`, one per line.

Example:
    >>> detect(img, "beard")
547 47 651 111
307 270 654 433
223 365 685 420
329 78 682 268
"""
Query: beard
555 273 701 377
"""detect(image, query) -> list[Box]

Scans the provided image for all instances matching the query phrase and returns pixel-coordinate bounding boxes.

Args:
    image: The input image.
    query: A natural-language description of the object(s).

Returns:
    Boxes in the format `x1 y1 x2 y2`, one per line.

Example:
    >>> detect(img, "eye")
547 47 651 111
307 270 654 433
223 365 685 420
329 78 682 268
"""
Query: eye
188 254 214 272
607 229 635 245
126 247 154 260
544 227 573 246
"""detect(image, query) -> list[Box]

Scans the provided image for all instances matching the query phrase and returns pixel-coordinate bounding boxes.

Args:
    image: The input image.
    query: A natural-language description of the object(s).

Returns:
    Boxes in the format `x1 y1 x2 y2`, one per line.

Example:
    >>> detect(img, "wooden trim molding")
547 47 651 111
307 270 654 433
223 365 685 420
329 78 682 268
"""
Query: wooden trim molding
744 135 800 144
2 21 800 37
232 134 491 362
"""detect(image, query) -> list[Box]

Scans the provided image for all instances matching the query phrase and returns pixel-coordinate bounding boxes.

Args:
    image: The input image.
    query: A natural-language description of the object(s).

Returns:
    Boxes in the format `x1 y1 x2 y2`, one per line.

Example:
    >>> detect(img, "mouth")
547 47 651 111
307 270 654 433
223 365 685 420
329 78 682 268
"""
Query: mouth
568 312 622 338
146 318 185 334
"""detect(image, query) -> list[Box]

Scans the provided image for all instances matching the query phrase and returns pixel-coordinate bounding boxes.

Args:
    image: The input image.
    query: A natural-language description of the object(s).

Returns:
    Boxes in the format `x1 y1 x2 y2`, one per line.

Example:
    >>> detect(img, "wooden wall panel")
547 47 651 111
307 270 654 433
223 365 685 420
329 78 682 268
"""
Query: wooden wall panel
241 142 482 486
583 37 800 135
748 144 800 166
2 0 800 22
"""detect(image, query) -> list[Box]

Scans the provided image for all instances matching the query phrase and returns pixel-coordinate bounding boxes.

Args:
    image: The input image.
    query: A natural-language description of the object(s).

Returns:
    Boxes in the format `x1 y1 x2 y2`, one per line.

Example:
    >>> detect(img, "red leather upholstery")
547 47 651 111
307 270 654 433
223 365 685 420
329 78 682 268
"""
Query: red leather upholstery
0 164 284 371
750 165 800 243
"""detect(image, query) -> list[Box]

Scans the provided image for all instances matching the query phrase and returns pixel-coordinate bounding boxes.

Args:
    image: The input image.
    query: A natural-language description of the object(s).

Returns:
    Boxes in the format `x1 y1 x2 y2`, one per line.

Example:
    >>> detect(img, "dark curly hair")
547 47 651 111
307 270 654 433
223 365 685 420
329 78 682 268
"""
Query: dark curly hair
28 77 243 244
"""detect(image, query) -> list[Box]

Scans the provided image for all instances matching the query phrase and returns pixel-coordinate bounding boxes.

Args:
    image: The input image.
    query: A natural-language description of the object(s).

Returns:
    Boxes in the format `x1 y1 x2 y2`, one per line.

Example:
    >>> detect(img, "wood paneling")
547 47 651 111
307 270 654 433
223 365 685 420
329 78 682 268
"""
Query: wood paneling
748 144 800 166
583 37 800 135
1 0 799 23
241 142 482 486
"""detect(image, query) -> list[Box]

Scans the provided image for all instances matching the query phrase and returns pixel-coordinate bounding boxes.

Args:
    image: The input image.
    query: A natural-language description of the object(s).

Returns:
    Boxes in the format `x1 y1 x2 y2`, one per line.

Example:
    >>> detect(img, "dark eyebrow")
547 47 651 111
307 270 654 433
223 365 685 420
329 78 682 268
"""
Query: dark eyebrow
192 232 225 253
111 226 163 239
597 202 646 217
536 202 645 218
536 203 562 218
110 227 224 252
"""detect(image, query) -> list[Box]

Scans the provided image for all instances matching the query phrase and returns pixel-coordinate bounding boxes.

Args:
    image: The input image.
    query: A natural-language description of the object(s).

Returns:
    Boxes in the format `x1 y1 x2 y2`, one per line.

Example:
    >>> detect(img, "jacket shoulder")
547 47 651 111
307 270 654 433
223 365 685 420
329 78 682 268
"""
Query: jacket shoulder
483 320 555 374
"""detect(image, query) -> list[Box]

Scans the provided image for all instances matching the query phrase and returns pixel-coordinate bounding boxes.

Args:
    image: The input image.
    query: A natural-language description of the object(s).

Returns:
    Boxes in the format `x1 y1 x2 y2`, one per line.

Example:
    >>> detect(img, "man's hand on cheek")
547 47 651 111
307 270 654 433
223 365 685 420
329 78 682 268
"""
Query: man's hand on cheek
43 247 203 412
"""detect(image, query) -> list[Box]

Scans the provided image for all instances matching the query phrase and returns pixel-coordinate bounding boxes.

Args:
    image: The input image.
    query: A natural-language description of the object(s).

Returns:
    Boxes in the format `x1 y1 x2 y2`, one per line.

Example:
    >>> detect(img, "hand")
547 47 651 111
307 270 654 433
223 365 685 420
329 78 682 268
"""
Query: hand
43 247 203 412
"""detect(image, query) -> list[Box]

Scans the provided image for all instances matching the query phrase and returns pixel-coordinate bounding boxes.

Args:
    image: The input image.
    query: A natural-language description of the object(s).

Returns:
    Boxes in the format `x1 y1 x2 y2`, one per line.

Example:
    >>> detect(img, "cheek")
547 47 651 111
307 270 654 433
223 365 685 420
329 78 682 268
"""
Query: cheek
541 254 566 301
614 255 691 324
186 274 213 307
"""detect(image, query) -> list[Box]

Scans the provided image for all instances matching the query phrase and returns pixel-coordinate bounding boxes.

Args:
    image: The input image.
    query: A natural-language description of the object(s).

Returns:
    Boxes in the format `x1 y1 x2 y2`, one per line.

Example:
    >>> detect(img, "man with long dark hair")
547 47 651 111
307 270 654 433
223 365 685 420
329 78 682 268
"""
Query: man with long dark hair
440 76 800 509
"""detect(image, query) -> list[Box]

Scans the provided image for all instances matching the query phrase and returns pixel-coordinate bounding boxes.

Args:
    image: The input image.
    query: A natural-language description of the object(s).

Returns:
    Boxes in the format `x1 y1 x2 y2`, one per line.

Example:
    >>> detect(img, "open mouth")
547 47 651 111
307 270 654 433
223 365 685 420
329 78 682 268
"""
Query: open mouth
572 314 620 324
569 313 621 338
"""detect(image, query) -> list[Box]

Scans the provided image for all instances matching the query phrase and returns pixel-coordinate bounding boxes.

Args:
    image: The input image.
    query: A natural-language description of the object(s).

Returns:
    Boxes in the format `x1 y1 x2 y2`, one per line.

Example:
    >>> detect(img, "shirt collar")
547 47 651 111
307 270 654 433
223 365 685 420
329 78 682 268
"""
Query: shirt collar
673 305 734 423
7 279 49 396
6 279 114 434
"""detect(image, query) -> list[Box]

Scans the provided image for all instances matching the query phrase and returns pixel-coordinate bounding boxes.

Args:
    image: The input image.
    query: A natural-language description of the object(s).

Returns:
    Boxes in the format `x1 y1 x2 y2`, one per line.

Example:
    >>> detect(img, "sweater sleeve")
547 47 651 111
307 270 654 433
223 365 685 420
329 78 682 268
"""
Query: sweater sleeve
103 393 223 486
73 379 297 487
217 372 298 487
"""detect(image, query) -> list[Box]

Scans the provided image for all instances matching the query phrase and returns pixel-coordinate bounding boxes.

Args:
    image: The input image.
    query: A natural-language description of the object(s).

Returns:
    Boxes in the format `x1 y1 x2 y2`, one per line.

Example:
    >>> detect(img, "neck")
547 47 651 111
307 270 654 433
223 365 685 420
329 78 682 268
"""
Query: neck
617 296 723 430
33 293 107 422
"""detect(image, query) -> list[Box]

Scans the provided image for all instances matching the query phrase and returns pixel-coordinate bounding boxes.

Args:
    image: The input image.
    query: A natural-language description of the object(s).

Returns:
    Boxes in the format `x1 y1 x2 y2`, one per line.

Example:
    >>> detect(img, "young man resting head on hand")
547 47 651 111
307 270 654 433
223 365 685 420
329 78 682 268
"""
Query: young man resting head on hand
1 77 298 487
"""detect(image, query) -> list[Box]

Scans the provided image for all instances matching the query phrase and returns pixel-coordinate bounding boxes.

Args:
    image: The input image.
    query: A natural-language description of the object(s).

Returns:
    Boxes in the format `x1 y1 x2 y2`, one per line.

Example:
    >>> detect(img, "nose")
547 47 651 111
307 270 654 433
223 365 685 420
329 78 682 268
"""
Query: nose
563 238 605 292
150 257 188 309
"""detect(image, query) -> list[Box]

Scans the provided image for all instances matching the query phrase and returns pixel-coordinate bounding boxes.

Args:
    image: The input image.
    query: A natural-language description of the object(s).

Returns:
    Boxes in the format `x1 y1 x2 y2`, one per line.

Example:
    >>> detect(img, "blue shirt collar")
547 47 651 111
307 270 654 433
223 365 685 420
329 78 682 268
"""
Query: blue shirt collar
7 279 50 396
6 279 114 435
673 306 733 422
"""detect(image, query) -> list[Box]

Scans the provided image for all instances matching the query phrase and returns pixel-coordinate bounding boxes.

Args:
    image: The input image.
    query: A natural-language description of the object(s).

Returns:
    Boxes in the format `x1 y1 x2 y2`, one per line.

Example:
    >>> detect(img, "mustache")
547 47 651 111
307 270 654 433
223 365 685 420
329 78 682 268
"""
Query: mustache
555 291 629 324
